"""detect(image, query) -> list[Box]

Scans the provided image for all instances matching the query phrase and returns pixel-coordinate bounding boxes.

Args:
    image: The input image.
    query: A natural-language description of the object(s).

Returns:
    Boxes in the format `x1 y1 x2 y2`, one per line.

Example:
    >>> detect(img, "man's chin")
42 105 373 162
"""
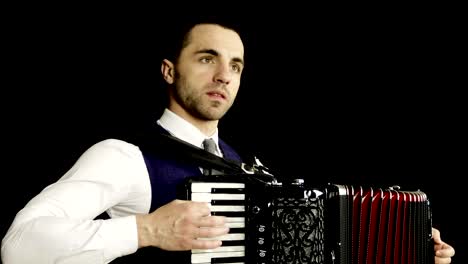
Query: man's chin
200 109 228 121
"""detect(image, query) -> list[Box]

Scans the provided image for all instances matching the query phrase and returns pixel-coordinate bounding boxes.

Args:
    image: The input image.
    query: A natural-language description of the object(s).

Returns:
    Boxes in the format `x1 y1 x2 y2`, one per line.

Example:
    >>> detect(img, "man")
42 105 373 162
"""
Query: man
1 19 455 263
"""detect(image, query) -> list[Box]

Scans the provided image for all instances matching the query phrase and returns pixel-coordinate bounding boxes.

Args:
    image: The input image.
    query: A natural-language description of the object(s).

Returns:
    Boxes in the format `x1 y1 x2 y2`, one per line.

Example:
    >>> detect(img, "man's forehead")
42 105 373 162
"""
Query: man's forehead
185 24 244 59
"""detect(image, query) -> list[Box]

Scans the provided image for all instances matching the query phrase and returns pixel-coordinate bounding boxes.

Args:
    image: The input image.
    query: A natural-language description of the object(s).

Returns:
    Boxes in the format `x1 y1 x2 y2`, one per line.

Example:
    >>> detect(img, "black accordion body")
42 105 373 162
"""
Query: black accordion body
182 174 434 264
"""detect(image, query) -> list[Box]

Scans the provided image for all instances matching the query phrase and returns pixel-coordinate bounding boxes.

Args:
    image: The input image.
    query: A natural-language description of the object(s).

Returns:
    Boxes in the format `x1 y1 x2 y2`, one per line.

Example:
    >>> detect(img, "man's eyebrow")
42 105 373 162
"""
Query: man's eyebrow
195 49 244 66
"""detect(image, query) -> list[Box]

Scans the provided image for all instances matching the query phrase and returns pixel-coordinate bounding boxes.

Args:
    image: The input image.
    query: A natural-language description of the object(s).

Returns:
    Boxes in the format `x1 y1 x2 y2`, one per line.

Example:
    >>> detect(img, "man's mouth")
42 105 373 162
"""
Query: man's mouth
206 91 226 100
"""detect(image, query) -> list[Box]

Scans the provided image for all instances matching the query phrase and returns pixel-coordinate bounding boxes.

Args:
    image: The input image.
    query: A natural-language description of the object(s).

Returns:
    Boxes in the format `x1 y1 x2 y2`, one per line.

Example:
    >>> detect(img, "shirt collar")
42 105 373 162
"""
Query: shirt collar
157 109 220 152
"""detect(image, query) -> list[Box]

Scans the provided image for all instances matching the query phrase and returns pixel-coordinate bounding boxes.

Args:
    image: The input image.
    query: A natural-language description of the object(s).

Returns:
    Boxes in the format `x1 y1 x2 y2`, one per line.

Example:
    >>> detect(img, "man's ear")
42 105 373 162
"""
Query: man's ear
161 59 175 84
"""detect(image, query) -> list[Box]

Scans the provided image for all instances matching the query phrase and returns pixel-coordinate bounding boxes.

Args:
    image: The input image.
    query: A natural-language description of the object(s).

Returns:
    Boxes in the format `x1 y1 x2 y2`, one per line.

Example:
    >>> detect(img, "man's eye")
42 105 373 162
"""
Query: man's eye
200 57 213 63
231 64 242 73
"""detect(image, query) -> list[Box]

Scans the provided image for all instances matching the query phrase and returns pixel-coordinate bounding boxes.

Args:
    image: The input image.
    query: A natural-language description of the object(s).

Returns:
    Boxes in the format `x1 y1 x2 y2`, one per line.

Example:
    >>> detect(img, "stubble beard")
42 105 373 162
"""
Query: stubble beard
174 77 232 121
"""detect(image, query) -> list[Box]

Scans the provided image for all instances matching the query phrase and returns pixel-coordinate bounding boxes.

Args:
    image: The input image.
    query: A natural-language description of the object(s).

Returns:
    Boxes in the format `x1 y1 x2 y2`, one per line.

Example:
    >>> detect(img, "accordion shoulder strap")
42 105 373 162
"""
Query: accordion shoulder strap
136 132 246 174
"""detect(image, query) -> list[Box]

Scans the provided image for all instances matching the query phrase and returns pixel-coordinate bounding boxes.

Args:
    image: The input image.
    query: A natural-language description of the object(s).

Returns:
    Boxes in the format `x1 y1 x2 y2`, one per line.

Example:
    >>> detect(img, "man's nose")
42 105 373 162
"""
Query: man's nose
213 64 232 85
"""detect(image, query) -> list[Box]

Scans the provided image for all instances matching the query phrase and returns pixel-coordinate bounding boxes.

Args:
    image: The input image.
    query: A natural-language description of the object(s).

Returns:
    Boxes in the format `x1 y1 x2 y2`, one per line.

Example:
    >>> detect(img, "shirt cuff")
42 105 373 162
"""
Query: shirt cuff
102 215 138 262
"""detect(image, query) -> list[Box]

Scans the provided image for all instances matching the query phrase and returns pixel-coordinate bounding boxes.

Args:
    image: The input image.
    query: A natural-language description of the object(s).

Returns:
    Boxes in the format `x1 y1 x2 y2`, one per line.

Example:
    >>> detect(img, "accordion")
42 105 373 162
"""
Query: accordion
182 174 434 264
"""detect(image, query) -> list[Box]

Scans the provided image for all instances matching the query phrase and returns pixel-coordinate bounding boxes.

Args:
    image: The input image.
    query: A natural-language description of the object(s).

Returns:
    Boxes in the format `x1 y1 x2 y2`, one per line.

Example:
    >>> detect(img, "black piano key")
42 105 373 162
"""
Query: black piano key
227 228 244 234
211 211 245 217
211 188 244 194
220 240 245 247
211 199 245 205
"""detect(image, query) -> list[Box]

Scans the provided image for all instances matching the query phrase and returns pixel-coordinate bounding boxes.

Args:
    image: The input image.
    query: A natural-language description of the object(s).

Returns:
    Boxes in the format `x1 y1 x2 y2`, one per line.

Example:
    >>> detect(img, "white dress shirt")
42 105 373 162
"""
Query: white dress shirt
1 109 222 264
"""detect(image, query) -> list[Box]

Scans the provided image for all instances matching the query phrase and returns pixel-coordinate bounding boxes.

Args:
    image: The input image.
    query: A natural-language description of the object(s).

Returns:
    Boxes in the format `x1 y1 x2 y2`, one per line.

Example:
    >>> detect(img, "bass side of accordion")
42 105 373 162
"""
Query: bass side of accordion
325 184 434 264
182 174 434 264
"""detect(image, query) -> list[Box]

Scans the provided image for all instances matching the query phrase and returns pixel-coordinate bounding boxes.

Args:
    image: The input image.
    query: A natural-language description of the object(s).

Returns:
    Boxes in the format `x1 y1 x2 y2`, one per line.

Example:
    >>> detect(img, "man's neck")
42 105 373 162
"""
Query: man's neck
168 107 218 137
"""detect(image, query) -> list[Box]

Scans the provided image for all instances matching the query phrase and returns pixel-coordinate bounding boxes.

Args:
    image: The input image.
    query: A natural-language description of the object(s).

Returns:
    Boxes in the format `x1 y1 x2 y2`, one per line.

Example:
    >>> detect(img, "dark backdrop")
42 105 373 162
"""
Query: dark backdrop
3 6 466 263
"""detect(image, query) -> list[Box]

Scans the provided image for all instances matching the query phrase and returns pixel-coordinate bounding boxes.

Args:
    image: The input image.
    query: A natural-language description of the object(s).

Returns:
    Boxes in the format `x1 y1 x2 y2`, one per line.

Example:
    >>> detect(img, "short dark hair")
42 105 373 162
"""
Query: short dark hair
159 16 244 64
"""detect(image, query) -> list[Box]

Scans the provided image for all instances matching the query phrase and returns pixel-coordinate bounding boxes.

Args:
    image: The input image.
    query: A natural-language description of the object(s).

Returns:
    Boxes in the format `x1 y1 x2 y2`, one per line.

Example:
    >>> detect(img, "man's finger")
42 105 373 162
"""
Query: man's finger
197 226 230 238
196 215 226 227
191 238 223 249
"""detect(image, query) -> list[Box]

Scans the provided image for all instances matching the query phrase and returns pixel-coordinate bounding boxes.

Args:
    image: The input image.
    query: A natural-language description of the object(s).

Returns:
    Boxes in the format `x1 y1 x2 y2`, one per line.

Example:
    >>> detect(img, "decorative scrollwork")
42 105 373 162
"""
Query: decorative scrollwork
271 198 325 264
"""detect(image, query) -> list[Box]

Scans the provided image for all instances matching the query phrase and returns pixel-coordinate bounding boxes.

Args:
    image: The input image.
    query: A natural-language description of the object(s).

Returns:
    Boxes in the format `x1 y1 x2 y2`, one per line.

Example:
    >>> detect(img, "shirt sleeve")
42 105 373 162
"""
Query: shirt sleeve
1 139 151 264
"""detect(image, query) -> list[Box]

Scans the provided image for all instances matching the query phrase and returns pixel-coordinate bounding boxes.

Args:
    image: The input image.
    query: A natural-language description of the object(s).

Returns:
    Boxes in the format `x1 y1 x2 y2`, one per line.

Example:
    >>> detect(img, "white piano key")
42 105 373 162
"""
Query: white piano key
225 217 244 223
209 205 245 212
192 245 245 253
197 233 245 241
225 222 244 228
191 192 245 202
191 251 245 263
191 182 245 192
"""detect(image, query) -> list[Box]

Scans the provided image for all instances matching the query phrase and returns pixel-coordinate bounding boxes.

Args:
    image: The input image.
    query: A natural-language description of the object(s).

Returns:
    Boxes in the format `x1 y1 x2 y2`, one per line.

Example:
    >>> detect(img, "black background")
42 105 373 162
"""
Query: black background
2 5 466 263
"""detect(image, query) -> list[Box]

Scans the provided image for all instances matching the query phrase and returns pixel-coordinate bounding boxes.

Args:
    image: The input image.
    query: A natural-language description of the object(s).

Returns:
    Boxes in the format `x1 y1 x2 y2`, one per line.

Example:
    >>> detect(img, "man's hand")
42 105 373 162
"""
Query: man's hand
136 199 229 251
433 227 455 264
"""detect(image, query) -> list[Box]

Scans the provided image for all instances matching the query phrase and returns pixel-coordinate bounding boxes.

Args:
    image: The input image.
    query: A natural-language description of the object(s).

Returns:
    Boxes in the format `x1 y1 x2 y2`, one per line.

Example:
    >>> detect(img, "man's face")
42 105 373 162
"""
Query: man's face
168 24 244 122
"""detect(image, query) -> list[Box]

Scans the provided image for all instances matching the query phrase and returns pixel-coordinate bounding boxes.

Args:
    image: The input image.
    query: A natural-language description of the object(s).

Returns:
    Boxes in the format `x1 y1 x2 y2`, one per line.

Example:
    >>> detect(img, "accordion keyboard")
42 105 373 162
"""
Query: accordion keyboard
189 182 247 264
